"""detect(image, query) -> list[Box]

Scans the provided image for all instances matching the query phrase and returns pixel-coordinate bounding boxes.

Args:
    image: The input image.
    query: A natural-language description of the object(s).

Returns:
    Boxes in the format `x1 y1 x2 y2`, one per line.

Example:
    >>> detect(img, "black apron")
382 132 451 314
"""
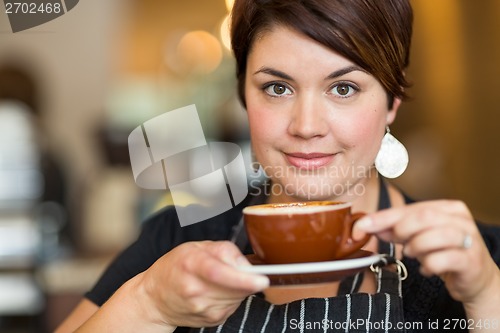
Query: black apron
193 178 407 333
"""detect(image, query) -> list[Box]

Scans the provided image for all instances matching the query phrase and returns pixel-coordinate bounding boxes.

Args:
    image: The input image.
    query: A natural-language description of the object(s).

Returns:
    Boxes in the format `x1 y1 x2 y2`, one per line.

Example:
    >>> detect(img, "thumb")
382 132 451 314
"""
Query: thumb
204 240 251 267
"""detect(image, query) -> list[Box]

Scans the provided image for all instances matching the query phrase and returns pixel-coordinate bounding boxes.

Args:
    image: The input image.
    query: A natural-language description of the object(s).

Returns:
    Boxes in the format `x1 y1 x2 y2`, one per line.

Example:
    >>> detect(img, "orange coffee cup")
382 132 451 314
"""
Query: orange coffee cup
243 201 370 264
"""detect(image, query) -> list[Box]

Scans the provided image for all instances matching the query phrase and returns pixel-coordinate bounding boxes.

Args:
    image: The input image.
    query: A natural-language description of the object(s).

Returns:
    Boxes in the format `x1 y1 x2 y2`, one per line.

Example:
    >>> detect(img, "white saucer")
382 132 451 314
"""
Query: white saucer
236 251 383 285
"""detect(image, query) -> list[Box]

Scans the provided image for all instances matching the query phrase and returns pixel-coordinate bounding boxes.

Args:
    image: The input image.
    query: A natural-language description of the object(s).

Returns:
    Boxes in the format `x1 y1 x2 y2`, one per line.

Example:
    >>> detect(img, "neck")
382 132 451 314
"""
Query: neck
349 172 381 214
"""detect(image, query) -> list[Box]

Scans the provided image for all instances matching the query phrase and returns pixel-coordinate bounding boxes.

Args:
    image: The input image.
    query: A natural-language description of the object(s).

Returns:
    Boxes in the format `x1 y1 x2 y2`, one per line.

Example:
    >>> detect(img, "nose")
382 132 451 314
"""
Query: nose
287 95 329 139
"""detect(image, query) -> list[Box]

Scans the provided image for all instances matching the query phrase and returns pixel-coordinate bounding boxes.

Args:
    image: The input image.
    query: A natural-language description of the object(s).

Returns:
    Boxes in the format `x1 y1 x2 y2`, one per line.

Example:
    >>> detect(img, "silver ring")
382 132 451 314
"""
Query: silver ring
462 234 473 249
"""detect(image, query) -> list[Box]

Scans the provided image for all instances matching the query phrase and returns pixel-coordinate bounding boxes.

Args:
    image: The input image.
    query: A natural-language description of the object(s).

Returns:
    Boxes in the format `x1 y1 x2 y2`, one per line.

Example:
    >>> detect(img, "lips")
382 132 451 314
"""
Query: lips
284 152 335 169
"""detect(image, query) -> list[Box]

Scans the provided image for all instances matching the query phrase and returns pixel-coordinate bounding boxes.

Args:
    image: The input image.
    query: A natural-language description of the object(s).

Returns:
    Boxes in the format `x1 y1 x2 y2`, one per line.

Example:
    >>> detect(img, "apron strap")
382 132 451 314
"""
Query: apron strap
377 176 395 256
337 271 364 295
375 176 407 296
370 255 408 297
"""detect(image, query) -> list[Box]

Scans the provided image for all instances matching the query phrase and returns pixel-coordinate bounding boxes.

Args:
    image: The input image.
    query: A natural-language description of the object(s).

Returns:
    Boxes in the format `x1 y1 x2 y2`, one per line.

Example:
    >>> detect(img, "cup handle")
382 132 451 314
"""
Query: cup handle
337 212 371 258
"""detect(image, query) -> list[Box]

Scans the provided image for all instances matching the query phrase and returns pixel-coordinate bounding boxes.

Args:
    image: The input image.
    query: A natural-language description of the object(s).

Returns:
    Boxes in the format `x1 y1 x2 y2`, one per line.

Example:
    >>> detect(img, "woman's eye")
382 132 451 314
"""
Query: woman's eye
264 83 292 97
331 83 358 98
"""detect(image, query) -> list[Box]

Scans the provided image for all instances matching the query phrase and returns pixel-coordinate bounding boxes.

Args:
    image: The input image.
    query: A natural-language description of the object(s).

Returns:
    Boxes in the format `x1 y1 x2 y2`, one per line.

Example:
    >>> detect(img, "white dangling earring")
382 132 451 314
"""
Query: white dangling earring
375 126 409 178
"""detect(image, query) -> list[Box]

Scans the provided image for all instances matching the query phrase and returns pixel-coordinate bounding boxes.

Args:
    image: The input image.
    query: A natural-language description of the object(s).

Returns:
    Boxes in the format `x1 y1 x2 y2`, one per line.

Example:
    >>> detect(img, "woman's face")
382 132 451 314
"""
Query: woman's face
245 25 399 202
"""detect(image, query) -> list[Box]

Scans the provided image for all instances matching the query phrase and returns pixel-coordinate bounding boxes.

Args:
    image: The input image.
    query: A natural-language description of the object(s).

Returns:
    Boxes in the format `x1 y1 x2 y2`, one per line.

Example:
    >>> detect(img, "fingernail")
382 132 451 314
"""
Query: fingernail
254 276 270 289
355 217 373 230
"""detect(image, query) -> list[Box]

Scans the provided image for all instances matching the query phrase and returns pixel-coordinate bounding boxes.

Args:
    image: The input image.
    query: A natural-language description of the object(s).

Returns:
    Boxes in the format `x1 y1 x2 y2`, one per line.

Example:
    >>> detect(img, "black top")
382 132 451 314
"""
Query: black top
85 185 500 332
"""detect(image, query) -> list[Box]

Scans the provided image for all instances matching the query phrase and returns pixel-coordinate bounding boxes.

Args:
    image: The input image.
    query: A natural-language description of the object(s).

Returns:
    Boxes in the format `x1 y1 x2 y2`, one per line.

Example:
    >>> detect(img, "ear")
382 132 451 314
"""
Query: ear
386 97 402 126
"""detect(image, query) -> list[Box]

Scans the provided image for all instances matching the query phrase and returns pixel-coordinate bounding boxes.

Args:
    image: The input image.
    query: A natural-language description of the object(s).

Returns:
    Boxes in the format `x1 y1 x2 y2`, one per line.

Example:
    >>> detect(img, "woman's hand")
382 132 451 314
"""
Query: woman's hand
134 240 269 329
353 200 500 317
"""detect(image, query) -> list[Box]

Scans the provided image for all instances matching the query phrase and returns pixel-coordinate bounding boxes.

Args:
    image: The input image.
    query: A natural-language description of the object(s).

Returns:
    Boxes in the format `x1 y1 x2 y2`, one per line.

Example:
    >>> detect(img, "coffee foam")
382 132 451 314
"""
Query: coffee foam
243 202 351 215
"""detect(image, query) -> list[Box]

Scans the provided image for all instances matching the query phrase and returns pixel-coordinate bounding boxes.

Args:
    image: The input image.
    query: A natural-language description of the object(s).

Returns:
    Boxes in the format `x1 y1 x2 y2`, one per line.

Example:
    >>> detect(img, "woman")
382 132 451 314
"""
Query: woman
57 0 500 332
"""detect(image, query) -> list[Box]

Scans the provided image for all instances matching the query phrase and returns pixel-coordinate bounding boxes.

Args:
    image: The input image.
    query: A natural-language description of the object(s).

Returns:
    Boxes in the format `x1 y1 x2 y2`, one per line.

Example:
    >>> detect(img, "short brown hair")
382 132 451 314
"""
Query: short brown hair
230 0 413 107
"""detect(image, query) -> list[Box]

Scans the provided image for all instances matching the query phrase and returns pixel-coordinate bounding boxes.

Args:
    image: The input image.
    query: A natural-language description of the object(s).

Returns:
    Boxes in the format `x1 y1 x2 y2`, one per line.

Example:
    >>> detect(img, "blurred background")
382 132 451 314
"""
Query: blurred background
0 0 499 331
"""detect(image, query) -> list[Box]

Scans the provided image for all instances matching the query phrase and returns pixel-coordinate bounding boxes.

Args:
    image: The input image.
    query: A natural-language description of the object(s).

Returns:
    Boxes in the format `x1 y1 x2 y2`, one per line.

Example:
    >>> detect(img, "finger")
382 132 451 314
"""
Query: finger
195 242 269 292
203 241 252 267
404 227 470 257
354 200 472 241
354 201 434 233
189 301 241 327
353 227 393 243
353 207 424 243
418 248 469 277
352 226 369 241
353 205 412 237
171 282 244 327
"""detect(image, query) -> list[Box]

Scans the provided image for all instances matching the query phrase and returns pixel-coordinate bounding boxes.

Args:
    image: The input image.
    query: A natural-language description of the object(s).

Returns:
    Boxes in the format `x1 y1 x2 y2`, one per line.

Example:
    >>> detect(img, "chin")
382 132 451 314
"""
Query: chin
271 177 351 202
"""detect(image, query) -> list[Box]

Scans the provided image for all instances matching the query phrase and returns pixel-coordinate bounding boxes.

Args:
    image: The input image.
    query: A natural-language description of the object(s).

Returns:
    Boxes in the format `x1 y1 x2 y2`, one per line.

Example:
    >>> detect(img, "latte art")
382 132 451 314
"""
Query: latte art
243 201 352 215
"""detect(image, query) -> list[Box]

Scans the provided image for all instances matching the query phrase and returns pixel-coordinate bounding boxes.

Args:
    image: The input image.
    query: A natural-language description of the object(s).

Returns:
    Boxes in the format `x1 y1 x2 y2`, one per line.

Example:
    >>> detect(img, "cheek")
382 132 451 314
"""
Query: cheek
246 101 284 142
247 105 264 132
246 106 273 151
340 108 386 150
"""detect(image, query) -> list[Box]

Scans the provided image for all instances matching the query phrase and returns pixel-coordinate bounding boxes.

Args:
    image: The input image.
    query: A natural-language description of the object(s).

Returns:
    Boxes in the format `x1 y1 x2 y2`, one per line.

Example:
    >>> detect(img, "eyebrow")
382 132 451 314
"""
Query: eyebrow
253 67 294 81
325 65 367 80
254 65 367 81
